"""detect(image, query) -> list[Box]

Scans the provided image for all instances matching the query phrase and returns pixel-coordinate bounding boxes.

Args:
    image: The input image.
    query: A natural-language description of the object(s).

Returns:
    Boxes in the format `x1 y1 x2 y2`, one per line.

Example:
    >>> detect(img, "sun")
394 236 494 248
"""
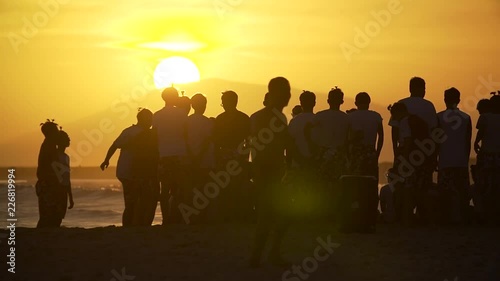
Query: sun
153 56 200 89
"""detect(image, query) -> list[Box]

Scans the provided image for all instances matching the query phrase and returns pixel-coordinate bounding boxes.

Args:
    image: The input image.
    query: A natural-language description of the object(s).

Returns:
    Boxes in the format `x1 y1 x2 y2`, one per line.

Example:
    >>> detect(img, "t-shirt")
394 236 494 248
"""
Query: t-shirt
37 139 59 183
56 151 71 186
113 125 145 180
187 113 215 169
311 109 350 152
250 107 288 167
153 106 188 158
288 112 315 159
389 97 438 131
476 113 500 153
214 110 250 151
438 109 471 169
347 110 383 150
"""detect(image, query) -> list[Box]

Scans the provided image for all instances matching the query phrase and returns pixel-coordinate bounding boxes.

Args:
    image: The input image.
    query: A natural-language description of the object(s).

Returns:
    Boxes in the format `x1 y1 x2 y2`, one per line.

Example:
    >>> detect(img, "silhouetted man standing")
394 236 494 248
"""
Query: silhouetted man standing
213 91 251 222
249 77 291 267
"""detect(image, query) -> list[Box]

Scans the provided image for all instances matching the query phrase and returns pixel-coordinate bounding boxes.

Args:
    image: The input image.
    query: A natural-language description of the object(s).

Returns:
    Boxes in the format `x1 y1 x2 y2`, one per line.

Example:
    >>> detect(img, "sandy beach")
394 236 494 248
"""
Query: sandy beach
1 223 499 281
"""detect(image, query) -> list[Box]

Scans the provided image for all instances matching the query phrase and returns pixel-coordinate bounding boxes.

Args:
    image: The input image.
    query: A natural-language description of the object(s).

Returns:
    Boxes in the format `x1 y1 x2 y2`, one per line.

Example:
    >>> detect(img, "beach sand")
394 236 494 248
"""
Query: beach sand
1 223 499 281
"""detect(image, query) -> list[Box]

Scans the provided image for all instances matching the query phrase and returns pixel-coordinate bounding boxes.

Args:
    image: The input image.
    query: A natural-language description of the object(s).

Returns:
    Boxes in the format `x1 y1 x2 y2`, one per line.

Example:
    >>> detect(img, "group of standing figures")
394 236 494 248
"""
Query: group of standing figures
36 76 500 266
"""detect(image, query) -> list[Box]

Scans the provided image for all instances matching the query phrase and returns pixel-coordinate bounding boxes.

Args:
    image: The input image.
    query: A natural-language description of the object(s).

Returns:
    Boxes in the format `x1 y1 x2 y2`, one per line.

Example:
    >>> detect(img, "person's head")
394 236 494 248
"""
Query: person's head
267 77 291 109
327 87 344 108
355 92 371 110
388 102 408 121
177 96 191 115
137 108 153 128
292 105 303 117
221 90 238 111
490 93 500 114
58 130 70 149
191 93 207 114
477 99 491 115
40 119 59 140
386 168 396 184
444 87 460 108
161 87 179 106
299 90 316 112
409 77 426 97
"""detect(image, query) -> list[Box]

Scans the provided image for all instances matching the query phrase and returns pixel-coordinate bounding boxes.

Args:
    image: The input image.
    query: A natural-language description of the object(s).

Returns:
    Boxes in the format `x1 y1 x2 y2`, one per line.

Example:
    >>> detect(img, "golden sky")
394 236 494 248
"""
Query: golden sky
1 0 499 166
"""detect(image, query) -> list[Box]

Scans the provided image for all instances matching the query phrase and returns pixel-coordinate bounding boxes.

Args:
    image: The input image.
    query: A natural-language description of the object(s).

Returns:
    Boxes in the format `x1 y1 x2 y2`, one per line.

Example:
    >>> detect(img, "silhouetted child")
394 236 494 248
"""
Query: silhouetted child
379 169 396 223
36 120 62 228
52 130 74 227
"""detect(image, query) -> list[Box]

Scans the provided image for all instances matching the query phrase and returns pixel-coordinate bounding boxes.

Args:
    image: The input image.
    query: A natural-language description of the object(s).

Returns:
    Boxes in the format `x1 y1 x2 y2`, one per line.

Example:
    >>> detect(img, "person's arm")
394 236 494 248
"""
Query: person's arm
391 126 399 161
465 117 472 160
67 184 74 209
376 120 384 159
100 144 118 171
474 116 484 154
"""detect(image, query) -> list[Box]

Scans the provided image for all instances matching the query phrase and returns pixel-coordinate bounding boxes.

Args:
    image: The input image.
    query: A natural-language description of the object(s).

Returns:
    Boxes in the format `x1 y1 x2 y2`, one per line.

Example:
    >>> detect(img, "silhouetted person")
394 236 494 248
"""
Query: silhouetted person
389 77 437 225
347 92 384 176
152 87 189 224
52 130 74 227
178 95 192 116
476 99 492 115
36 120 62 228
288 91 317 217
379 168 396 223
186 93 215 223
288 91 316 168
249 77 291 267
310 87 350 218
437 88 472 224
213 90 251 222
128 109 159 226
100 109 155 227
291 105 303 118
474 94 500 225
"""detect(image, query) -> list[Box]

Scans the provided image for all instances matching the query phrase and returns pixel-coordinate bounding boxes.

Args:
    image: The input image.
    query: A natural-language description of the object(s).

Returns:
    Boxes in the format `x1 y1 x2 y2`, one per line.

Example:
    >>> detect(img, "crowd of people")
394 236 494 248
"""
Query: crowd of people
36 76 500 265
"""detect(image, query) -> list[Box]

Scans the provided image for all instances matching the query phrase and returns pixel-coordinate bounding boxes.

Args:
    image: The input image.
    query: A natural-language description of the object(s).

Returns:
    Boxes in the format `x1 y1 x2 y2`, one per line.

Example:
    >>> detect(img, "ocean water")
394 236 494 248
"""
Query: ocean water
0 179 163 228
0 179 388 229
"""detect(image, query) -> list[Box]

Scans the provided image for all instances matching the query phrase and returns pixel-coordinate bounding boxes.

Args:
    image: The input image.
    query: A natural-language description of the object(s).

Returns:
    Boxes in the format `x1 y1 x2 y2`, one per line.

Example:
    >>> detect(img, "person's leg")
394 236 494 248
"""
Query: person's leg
120 178 139 227
249 166 274 267
158 158 170 225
